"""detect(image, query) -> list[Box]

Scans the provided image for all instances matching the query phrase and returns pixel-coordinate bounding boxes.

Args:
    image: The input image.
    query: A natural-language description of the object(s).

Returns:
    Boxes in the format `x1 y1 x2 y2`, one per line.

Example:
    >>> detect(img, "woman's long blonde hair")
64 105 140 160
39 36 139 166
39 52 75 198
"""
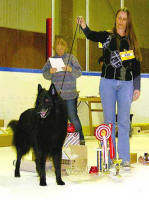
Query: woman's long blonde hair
113 8 142 61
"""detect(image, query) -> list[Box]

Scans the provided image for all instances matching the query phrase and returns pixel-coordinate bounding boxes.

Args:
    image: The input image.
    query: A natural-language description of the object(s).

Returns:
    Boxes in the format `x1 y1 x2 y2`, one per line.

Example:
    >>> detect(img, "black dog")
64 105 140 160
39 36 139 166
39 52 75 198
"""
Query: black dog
8 84 67 186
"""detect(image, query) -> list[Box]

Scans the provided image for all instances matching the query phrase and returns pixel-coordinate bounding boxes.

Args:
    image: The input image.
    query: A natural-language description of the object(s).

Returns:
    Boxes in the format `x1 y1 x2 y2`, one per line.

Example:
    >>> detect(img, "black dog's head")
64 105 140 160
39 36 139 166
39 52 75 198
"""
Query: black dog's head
35 83 58 119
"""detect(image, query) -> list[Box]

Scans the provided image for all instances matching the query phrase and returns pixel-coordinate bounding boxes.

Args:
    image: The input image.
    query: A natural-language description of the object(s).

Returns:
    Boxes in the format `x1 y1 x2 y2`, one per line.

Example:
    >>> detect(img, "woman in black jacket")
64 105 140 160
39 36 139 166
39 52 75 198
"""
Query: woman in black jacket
77 7 142 167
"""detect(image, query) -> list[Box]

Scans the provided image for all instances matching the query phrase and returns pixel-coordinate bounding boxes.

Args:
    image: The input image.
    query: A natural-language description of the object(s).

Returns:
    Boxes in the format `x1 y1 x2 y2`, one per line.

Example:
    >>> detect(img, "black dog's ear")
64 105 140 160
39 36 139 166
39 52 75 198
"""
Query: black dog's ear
49 83 58 96
38 84 42 93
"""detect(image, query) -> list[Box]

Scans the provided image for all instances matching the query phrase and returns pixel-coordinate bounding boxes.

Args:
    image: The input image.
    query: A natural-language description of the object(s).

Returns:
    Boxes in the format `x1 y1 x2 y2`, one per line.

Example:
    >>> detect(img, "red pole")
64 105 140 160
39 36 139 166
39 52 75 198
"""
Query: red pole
46 18 52 60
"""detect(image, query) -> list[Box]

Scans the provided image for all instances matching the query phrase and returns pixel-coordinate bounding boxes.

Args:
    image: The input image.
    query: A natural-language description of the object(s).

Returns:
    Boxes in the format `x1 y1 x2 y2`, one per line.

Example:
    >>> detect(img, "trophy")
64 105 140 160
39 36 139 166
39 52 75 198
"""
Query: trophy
113 159 122 176
95 124 115 173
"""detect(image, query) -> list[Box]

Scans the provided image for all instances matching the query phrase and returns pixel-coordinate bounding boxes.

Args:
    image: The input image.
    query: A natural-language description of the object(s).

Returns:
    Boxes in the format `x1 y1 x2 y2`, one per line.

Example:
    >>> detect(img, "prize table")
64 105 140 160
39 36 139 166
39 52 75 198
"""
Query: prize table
78 96 103 136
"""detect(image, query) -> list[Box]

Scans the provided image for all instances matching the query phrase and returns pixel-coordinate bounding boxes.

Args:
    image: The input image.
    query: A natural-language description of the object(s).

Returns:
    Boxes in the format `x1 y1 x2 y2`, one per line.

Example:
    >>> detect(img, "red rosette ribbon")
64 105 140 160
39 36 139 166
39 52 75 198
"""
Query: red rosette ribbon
95 123 115 161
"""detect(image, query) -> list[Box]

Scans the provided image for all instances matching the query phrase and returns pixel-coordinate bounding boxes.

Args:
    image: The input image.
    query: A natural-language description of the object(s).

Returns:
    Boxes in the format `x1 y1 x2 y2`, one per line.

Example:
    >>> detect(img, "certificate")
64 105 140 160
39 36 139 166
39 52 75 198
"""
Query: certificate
49 58 65 72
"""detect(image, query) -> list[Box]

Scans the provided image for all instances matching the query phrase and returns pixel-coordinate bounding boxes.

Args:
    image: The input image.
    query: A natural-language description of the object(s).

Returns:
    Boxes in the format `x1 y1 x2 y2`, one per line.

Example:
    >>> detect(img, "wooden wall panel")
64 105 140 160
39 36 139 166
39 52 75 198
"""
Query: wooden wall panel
140 48 149 73
61 0 73 49
0 27 46 69
77 39 86 71
89 41 103 72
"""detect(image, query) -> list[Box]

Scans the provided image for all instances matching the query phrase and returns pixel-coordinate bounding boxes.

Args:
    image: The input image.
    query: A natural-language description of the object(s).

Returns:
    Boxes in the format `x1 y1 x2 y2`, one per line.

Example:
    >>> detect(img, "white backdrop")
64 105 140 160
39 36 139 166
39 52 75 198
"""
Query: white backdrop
0 71 149 127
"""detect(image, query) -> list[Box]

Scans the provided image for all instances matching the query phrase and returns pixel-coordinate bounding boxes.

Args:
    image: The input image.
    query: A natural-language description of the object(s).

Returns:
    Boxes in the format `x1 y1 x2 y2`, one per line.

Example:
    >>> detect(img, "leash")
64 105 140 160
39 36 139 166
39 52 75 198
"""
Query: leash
59 2 115 95
59 23 79 95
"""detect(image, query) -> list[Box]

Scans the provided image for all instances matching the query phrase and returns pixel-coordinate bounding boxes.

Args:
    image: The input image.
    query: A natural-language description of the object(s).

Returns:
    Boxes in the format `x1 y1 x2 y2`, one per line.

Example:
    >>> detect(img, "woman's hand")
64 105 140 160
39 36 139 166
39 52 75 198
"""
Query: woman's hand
133 90 140 101
77 16 86 29
50 68 57 74
62 65 72 72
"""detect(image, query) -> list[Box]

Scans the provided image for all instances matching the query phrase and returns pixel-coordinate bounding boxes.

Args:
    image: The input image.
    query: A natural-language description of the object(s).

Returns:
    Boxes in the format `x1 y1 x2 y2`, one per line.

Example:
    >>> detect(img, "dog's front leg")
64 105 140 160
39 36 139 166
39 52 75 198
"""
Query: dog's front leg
53 152 65 185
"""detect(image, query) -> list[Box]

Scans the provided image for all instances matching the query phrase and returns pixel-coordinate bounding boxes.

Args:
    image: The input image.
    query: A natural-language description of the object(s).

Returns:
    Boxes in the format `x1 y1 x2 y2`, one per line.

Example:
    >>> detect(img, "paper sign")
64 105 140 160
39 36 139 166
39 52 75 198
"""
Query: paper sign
49 58 65 72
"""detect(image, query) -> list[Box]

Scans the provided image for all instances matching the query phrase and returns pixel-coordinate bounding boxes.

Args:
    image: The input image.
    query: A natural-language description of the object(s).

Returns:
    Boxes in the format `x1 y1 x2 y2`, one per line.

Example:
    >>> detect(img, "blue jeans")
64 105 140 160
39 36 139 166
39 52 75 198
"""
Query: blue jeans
99 78 133 162
65 98 84 141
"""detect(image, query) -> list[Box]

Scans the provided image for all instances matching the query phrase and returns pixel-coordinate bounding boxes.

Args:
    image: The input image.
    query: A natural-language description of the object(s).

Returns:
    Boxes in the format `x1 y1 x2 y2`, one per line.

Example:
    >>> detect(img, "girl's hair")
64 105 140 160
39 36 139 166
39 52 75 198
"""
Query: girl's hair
113 7 142 61
53 37 68 52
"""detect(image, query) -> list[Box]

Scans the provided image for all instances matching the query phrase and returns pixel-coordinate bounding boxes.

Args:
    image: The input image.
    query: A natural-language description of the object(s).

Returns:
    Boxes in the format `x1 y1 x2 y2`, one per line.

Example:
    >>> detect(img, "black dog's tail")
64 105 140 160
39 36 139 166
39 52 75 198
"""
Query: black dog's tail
7 120 18 145
8 120 18 132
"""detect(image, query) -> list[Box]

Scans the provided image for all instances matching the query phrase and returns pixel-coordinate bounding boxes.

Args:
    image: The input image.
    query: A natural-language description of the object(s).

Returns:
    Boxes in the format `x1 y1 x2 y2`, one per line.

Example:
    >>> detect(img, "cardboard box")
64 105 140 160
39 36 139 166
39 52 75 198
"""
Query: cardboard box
0 126 13 147
0 134 12 147
31 145 87 175
62 145 87 173
130 153 137 164
0 120 4 127
132 127 141 135
32 145 88 171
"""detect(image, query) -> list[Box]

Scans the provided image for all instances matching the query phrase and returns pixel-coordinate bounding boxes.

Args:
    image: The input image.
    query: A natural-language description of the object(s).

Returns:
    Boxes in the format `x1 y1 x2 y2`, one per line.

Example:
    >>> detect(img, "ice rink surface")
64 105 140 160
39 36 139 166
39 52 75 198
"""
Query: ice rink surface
0 135 149 200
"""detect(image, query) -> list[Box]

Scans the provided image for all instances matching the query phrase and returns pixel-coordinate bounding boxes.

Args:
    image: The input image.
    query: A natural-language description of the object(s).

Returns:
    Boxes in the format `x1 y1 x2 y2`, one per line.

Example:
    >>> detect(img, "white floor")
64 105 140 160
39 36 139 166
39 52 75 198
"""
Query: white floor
0 134 149 200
